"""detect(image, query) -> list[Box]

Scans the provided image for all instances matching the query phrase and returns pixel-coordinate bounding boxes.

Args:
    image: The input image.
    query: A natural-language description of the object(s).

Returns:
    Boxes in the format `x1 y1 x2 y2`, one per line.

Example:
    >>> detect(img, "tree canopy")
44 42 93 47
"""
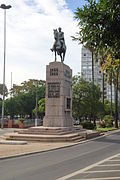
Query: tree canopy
72 75 103 122
74 0 120 58
3 79 45 118
74 0 120 127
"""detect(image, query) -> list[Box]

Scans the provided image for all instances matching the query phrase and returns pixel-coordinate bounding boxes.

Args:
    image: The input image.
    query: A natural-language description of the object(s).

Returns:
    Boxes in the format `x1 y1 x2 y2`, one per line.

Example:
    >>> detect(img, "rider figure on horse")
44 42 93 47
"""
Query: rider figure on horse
50 27 66 62
58 27 65 51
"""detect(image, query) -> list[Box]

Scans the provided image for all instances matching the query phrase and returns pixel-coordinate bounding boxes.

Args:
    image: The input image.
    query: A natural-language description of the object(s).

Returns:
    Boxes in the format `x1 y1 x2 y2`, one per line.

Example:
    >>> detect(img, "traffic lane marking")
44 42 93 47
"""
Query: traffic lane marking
71 177 120 180
88 165 120 170
108 159 120 161
83 170 120 173
69 171 120 179
57 153 120 180
98 164 120 166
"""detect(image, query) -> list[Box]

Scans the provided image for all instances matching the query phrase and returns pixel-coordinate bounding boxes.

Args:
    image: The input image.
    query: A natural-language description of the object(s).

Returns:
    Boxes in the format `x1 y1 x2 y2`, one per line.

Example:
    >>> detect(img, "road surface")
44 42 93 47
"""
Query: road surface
0 131 120 180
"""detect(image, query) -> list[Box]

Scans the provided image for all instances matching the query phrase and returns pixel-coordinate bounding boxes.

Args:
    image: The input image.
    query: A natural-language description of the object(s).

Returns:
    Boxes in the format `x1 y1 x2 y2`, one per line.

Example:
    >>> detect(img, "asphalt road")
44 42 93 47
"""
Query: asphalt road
0 131 120 180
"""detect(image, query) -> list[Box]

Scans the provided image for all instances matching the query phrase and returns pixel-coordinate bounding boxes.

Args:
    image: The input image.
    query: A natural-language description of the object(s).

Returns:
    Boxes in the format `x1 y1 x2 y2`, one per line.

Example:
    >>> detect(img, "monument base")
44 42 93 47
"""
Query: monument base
5 126 88 142
43 115 74 127
43 61 73 127
4 126 100 142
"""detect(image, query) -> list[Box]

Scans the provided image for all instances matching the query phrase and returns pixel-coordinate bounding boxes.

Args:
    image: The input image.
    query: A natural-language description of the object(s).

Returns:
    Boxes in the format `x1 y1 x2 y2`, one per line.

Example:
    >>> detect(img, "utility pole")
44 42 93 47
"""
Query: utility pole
35 81 38 126
0 4 12 129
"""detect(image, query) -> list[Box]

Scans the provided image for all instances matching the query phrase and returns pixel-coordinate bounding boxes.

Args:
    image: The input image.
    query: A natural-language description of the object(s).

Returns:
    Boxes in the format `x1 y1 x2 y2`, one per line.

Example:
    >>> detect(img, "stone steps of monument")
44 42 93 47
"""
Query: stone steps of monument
18 127 81 135
5 133 85 142
18 130 75 135
70 135 86 142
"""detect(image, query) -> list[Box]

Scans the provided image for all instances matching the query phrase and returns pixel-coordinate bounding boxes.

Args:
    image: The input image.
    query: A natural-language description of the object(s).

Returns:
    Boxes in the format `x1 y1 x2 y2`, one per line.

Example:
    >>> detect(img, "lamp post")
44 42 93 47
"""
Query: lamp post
0 4 12 129
35 81 38 127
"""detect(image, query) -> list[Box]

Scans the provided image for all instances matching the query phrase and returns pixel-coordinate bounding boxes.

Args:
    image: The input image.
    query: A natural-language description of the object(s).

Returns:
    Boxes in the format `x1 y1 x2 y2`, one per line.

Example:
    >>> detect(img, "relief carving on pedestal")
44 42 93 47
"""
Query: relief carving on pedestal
48 82 60 98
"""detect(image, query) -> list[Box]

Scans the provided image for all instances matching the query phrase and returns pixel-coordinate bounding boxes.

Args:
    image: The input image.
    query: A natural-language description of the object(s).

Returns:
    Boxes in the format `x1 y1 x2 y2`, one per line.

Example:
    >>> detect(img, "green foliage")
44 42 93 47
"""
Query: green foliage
98 119 106 128
72 76 90 120
74 0 120 58
97 127 117 133
82 121 95 130
38 98 45 114
74 0 120 90
104 100 114 116
33 98 45 118
2 79 45 118
74 0 120 128
72 75 104 121
103 115 113 128
10 79 45 96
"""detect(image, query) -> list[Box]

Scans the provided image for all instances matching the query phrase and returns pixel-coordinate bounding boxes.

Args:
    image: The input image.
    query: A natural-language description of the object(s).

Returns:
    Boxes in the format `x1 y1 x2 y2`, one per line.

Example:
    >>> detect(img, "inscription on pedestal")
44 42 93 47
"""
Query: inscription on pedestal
48 82 60 98
50 68 58 76
44 62 73 127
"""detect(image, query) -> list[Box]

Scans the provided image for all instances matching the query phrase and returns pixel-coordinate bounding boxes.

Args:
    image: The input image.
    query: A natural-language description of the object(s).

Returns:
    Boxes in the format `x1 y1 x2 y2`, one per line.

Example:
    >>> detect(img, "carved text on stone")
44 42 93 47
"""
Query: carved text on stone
50 68 58 76
48 82 60 98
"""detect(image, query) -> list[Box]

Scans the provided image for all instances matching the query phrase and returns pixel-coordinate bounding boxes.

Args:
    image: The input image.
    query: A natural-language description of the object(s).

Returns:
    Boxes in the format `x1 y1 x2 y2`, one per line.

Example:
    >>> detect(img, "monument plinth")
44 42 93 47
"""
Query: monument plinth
43 61 73 127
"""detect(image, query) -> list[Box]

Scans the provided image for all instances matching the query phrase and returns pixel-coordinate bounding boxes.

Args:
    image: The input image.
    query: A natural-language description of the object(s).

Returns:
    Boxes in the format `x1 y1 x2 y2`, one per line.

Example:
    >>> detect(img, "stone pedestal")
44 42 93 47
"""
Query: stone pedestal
43 61 73 127
4 61 99 142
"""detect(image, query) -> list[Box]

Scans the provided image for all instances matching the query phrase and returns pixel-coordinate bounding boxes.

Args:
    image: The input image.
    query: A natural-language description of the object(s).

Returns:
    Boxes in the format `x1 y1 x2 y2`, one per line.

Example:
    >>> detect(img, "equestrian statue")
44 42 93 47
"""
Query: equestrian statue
50 27 66 62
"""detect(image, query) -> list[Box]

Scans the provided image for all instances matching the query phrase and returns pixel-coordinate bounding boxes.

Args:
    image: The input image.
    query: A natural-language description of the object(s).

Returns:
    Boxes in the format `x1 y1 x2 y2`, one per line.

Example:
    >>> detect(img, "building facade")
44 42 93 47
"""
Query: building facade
81 46 103 91
81 46 116 102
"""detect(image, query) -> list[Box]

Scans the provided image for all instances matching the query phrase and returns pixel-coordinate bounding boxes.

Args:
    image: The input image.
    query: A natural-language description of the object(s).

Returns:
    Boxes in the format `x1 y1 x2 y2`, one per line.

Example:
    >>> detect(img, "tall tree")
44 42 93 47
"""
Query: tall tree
10 79 45 96
72 75 103 124
4 79 45 118
74 0 120 127
102 53 120 127
33 98 45 119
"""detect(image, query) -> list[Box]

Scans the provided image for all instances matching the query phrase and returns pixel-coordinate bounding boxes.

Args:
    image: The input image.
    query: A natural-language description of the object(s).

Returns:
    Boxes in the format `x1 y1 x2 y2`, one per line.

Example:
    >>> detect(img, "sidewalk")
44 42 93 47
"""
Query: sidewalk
0 128 120 160
0 141 76 159
0 128 77 159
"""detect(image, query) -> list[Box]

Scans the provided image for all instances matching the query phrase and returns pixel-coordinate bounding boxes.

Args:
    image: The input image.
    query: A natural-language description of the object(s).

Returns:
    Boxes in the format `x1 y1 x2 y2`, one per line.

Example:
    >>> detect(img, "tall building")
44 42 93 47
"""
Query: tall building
81 46 116 102
81 46 103 92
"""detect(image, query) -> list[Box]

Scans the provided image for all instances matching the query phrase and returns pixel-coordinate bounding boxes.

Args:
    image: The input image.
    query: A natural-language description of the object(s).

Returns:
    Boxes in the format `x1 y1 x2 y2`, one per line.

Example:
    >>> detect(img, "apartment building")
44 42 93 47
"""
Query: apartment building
81 46 103 91
81 46 116 102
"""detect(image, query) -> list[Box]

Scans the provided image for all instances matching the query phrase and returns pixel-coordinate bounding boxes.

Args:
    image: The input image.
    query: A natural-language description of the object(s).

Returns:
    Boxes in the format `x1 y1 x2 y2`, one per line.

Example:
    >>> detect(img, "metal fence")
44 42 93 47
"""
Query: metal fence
0 118 43 128
23 119 43 127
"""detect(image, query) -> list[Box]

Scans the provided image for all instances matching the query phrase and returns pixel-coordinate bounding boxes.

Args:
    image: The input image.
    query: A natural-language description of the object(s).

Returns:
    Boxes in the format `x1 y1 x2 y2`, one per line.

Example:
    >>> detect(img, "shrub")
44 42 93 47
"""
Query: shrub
98 119 106 128
103 115 113 128
82 121 95 130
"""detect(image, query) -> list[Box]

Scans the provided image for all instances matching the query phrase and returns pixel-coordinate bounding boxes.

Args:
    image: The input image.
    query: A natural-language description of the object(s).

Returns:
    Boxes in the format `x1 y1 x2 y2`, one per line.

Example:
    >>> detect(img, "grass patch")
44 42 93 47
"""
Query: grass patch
97 127 117 133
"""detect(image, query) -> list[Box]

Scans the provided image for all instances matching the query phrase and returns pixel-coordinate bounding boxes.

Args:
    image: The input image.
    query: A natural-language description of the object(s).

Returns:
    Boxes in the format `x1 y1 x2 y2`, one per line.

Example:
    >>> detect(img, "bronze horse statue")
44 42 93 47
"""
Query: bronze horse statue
51 28 66 62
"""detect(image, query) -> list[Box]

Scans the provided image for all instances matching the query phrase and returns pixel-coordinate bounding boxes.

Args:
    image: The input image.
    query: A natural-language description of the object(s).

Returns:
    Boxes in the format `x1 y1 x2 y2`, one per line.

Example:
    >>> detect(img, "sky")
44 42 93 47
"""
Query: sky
0 0 86 90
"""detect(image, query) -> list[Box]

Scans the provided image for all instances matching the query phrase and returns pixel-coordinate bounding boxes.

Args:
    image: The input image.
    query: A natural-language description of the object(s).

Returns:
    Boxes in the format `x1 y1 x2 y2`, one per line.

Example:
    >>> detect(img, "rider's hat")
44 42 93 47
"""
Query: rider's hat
58 27 62 30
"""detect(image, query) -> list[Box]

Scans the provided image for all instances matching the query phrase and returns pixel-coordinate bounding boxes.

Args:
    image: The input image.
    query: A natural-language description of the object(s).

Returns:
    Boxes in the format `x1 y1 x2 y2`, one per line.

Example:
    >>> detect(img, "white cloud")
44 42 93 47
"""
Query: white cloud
0 0 80 90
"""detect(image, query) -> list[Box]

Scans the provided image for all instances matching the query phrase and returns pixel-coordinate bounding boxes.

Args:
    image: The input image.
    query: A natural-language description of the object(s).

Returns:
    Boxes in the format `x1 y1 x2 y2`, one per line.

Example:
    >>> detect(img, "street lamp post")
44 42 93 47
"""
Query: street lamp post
35 81 38 127
0 4 12 129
